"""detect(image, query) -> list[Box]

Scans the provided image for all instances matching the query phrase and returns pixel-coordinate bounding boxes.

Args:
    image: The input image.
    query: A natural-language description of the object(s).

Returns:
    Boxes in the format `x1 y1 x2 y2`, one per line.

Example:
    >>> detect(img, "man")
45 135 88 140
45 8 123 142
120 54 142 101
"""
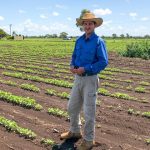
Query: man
60 11 108 150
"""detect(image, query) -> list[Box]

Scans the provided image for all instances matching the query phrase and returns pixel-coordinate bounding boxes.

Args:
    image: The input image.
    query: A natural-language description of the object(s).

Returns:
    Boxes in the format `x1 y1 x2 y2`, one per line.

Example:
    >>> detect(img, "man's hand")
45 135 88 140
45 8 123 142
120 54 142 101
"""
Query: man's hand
70 66 76 74
76 67 85 75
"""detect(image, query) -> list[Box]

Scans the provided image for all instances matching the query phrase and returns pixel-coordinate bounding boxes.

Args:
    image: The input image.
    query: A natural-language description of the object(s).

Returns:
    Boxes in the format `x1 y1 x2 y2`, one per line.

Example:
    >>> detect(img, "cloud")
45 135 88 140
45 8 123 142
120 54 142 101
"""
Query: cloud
18 9 26 14
0 16 4 21
40 14 48 19
103 20 112 26
52 12 59 16
93 8 112 16
118 25 123 30
125 0 131 2
36 7 49 10
55 4 66 9
67 17 72 21
129 12 137 17
92 4 99 8
120 13 126 16
9 19 74 36
141 17 149 21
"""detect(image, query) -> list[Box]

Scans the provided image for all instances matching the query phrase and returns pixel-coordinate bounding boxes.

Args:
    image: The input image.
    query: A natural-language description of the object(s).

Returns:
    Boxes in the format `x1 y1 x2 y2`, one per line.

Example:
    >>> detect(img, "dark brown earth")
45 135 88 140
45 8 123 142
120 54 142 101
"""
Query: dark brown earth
0 52 150 150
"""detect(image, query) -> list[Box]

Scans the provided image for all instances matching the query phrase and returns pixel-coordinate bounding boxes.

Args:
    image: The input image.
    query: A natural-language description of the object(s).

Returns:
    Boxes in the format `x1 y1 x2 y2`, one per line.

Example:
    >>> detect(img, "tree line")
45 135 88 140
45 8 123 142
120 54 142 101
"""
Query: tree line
0 28 150 39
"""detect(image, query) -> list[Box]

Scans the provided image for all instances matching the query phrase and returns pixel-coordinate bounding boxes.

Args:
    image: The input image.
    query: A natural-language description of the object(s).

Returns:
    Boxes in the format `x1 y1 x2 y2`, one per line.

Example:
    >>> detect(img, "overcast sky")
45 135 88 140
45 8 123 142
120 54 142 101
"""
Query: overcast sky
0 0 150 36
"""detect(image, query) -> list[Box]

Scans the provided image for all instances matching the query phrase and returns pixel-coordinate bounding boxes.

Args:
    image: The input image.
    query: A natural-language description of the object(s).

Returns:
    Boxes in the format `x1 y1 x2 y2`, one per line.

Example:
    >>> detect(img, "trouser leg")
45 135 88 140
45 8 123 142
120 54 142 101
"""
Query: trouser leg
68 76 83 133
83 75 98 141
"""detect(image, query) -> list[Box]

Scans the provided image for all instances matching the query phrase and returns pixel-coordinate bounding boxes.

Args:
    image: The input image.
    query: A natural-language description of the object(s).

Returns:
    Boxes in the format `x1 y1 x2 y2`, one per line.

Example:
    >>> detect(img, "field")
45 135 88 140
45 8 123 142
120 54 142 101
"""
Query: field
0 38 150 150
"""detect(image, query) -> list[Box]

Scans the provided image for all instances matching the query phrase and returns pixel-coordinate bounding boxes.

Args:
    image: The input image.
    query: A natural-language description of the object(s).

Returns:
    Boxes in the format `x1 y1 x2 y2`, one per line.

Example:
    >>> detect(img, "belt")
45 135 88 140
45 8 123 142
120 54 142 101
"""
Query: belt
78 73 96 77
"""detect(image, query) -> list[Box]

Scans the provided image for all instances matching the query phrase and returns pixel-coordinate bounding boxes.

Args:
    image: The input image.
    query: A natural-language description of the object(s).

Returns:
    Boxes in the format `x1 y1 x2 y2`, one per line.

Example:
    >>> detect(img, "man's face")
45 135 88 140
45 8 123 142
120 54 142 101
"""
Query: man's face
83 21 96 35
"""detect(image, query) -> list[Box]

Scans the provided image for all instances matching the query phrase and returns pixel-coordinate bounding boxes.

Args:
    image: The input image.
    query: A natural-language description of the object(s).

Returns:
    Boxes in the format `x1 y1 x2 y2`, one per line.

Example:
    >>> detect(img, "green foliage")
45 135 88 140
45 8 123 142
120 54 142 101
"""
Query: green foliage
126 85 133 91
34 104 43 111
46 89 56 96
0 79 17 86
0 116 36 139
59 32 68 38
101 82 120 88
20 83 40 92
139 81 150 86
120 41 150 59
0 64 5 68
128 108 140 116
135 86 146 93
0 90 43 110
128 108 134 115
142 112 150 118
111 92 136 101
2 71 73 88
6 35 14 40
98 88 110 96
41 138 55 146
48 107 69 118
46 89 70 100
0 28 8 38
146 139 150 145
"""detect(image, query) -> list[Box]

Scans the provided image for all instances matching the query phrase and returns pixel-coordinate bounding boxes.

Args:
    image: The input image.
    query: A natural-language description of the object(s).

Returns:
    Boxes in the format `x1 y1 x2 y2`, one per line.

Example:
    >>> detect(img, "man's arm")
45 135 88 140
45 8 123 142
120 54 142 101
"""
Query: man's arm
70 42 77 74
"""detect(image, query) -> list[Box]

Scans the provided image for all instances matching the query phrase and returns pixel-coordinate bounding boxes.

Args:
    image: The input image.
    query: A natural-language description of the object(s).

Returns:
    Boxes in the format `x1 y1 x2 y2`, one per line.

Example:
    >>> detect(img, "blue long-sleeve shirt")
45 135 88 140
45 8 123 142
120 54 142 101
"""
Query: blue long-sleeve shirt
70 32 108 74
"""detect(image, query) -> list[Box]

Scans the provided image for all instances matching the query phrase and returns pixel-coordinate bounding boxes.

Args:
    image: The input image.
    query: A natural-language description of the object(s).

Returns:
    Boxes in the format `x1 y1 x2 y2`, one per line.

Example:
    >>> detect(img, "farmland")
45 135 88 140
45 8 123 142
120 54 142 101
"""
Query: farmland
0 38 150 150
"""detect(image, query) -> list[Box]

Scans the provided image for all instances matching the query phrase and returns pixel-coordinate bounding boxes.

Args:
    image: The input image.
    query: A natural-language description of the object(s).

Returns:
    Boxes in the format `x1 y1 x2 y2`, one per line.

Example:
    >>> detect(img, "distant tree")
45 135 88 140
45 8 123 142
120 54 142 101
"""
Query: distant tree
12 31 17 36
45 34 51 38
126 33 130 38
101 35 105 39
0 28 7 38
59 32 68 38
120 34 125 38
112 33 117 39
144 35 150 38
52 34 57 38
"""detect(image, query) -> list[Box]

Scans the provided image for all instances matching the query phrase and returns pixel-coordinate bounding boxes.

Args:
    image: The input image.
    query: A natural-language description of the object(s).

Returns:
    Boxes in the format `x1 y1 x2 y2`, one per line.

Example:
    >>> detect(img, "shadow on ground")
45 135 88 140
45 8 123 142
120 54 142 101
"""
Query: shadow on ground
52 138 109 150
52 138 79 150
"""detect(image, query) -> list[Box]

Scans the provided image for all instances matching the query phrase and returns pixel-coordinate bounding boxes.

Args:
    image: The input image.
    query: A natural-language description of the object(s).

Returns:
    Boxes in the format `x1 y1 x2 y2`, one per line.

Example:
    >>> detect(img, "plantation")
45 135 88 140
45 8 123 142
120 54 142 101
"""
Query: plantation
0 38 150 150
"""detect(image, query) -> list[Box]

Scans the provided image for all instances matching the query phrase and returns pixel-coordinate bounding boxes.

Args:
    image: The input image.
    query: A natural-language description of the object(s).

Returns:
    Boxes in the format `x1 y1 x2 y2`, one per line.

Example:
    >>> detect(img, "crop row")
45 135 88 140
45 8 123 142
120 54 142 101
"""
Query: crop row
2 71 73 88
128 108 150 119
0 90 43 110
0 115 36 139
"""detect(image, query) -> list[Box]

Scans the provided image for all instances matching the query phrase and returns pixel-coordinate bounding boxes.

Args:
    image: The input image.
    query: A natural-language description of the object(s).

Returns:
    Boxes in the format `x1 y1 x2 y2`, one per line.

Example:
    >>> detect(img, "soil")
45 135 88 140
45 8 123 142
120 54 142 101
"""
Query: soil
0 52 150 150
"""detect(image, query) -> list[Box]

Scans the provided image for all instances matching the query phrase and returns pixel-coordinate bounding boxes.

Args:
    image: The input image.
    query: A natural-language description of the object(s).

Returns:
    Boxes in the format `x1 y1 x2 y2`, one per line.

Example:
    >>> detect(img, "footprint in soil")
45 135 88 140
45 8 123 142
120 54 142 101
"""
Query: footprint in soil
52 138 109 150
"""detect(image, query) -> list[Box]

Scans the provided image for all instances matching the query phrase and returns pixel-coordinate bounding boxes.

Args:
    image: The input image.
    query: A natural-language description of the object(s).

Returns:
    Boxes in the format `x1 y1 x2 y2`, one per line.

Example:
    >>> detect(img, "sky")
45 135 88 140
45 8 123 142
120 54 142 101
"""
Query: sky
0 0 150 36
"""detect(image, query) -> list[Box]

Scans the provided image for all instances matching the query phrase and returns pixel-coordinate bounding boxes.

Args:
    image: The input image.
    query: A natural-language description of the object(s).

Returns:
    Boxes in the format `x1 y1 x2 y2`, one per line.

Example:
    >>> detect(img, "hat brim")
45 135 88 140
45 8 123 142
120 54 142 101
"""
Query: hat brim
76 18 103 27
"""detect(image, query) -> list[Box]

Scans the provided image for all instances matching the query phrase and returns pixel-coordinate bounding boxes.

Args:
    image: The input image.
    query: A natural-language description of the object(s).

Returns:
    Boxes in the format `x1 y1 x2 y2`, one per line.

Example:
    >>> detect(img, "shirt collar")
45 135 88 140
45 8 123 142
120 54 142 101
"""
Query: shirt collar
82 32 96 41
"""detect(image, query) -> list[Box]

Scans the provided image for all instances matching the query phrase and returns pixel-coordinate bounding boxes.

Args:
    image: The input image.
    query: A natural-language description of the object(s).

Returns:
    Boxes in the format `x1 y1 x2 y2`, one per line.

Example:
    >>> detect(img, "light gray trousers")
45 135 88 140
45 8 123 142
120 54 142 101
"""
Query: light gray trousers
68 74 99 141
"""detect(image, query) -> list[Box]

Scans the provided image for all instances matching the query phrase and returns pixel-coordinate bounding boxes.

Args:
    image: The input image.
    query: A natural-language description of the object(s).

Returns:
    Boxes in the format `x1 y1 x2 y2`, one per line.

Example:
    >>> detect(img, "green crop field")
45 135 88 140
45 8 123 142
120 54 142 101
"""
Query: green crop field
0 38 150 150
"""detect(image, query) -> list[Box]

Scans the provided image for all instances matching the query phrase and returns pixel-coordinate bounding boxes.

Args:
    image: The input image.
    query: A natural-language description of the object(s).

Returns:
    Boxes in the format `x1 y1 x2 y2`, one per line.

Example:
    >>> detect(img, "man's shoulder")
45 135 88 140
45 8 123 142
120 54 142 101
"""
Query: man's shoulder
76 34 84 41
94 34 105 44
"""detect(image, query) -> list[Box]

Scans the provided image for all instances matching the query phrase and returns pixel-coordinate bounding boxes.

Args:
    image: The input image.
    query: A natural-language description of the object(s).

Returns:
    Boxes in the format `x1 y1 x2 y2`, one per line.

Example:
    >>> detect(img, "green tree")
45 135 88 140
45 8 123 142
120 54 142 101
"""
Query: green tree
52 34 57 38
126 33 130 38
59 32 68 38
112 33 117 39
120 34 125 38
0 29 7 38
12 31 17 36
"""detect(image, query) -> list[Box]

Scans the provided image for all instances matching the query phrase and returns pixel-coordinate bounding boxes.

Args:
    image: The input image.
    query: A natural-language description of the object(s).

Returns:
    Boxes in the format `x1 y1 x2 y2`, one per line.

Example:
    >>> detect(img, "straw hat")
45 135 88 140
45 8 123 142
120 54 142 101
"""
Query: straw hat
76 12 103 27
